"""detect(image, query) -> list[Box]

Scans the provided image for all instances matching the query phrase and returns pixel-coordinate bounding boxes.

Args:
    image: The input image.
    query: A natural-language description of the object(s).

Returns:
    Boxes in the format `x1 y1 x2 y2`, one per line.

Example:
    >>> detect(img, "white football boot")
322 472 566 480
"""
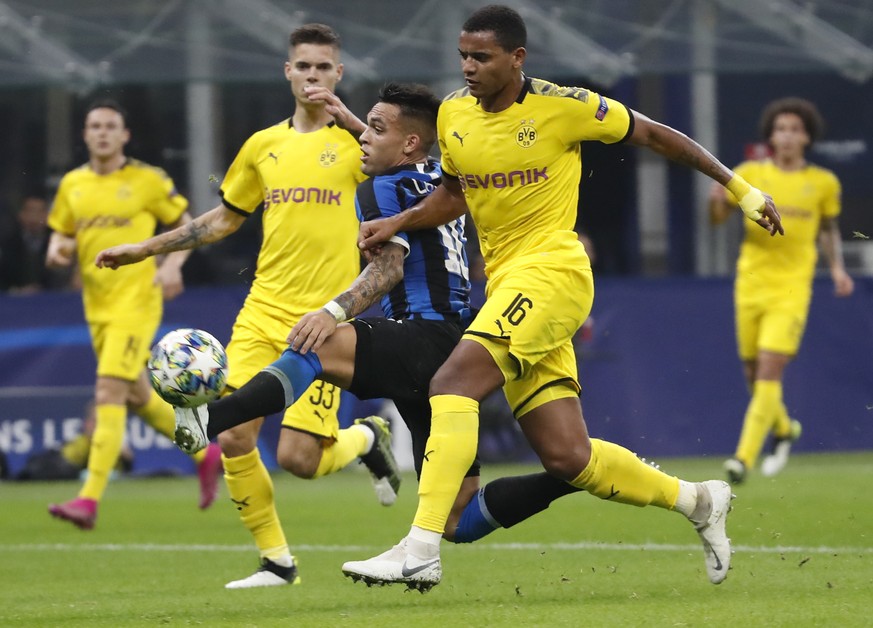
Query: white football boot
225 557 301 589
174 405 210 454
691 480 735 584
342 537 441 593
761 419 803 477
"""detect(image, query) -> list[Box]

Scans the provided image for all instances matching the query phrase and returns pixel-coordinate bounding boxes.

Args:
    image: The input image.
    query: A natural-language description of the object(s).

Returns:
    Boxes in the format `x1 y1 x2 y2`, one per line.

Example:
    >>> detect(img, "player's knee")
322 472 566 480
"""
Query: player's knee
541 446 590 482
276 447 318 478
217 426 258 458
276 432 321 479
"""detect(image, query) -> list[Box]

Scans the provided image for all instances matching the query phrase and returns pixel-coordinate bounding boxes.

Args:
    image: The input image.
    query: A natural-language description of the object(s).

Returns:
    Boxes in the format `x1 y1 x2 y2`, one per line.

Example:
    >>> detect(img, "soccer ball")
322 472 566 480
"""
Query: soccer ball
148 328 228 408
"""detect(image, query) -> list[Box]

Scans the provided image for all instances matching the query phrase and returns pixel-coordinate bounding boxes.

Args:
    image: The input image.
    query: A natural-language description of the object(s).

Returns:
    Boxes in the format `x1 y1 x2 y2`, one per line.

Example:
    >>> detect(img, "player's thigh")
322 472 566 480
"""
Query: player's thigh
503 339 581 418
734 295 762 362
90 316 159 382
224 311 289 390
465 262 593 383
281 380 342 441
347 318 463 401
758 307 808 358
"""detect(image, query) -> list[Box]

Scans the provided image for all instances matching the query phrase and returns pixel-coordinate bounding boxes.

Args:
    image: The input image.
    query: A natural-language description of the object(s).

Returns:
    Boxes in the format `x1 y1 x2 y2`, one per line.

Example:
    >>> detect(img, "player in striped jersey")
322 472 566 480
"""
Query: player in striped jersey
174 82 581 555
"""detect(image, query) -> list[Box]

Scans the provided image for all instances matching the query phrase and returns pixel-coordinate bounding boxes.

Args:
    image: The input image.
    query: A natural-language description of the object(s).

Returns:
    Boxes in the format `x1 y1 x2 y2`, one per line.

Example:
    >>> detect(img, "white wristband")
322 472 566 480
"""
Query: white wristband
322 300 347 322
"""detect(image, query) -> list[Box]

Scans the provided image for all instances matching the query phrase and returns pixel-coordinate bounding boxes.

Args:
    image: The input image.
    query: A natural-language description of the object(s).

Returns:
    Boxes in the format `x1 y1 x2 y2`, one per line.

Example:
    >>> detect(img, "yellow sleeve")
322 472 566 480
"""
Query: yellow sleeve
149 169 189 225
821 170 841 218
47 174 76 235
437 105 459 179
562 90 632 146
219 135 264 214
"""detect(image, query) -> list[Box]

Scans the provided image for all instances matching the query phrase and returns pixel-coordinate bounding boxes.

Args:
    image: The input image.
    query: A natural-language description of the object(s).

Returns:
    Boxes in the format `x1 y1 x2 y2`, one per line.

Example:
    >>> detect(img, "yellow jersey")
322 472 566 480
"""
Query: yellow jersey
731 159 840 287
438 77 632 276
49 159 188 322
220 120 366 320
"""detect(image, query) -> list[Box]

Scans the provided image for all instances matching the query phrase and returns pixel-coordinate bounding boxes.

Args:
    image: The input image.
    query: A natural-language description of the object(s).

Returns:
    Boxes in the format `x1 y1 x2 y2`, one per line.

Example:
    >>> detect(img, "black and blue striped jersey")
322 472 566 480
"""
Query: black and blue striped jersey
355 159 471 323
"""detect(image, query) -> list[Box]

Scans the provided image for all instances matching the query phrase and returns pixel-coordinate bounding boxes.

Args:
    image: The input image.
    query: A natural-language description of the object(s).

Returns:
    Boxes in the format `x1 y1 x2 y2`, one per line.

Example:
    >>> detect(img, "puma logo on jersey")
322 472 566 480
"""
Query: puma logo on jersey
452 131 469 146
268 151 281 164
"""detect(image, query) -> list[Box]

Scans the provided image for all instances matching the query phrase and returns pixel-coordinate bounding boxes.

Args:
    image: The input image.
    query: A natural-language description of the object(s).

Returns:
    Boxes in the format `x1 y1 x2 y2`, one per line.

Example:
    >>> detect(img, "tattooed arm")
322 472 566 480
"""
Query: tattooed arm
627 109 783 235
94 203 246 269
287 241 406 355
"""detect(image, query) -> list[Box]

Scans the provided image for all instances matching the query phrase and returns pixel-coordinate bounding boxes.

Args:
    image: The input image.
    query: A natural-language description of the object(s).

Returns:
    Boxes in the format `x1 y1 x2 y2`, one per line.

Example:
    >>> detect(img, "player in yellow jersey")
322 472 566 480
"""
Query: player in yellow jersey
45 100 223 530
96 24 401 589
347 5 783 591
710 98 854 484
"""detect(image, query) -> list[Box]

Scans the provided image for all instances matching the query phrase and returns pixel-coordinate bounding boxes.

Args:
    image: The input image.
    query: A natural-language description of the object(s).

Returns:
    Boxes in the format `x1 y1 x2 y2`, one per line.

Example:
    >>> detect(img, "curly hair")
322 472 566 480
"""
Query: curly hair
759 98 825 145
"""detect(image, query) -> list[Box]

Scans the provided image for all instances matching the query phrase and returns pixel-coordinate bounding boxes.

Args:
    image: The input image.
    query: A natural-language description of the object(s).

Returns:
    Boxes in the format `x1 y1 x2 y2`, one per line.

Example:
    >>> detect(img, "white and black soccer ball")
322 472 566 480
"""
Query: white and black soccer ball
148 328 228 408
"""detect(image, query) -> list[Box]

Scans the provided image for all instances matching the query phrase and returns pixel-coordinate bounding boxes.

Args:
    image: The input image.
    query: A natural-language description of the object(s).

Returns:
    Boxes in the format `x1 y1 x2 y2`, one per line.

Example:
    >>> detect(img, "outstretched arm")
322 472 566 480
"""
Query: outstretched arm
95 203 246 269
288 241 406 355
628 110 783 236
358 177 467 252
154 211 194 301
819 217 854 297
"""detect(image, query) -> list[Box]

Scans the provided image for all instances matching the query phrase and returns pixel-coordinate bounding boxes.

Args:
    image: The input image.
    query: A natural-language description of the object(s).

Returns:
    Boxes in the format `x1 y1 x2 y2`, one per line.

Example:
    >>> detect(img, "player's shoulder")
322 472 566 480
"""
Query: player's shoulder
245 119 292 144
804 162 839 183
527 77 592 104
125 158 173 181
442 86 474 104
60 163 91 183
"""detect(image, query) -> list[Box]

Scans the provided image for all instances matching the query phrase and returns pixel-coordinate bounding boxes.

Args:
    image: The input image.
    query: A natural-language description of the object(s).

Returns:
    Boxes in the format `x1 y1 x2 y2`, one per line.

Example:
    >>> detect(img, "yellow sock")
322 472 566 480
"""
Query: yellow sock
136 392 206 464
569 439 679 509
313 425 368 478
223 448 288 560
771 385 792 438
80 404 126 501
412 394 479 533
736 380 781 467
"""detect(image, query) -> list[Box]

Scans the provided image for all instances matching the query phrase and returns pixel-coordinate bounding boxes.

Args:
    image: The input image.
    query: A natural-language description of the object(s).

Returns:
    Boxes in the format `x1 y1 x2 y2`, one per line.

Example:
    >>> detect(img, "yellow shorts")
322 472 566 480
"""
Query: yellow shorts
90 314 160 381
464 245 591 417
735 282 811 360
226 304 341 441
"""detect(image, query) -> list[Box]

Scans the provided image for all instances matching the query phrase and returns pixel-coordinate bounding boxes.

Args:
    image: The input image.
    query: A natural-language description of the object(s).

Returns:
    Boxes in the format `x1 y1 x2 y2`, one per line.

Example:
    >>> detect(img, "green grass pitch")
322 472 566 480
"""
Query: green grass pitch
1 452 871 627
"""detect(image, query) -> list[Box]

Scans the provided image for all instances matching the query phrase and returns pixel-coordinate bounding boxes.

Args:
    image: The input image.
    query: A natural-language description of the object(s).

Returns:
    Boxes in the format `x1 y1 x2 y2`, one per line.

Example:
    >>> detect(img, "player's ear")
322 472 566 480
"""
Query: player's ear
403 133 420 155
283 60 293 81
336 62 344 84
512 46 526 70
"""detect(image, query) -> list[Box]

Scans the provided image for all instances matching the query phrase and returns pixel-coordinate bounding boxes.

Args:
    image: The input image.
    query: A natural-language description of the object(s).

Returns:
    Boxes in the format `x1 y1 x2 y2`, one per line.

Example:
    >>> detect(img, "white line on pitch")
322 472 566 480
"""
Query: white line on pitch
1 542 871 554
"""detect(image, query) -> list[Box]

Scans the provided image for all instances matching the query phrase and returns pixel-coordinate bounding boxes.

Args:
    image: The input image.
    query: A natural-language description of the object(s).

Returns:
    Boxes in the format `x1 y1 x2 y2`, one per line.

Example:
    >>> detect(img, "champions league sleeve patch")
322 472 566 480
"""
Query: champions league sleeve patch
595 94 609 121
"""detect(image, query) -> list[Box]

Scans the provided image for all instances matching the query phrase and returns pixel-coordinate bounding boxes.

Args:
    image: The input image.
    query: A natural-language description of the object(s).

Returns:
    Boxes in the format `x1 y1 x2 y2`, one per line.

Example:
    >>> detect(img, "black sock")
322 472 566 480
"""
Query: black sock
483 472 583 529
206 371 287 439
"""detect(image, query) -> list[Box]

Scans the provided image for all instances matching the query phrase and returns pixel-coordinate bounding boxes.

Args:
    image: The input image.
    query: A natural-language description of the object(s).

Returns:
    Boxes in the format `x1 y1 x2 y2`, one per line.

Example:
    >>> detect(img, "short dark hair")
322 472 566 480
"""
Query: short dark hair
378 82 441 151
290 23 341 49
462 4 527 51
85 99 128 127
759 97 825 145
